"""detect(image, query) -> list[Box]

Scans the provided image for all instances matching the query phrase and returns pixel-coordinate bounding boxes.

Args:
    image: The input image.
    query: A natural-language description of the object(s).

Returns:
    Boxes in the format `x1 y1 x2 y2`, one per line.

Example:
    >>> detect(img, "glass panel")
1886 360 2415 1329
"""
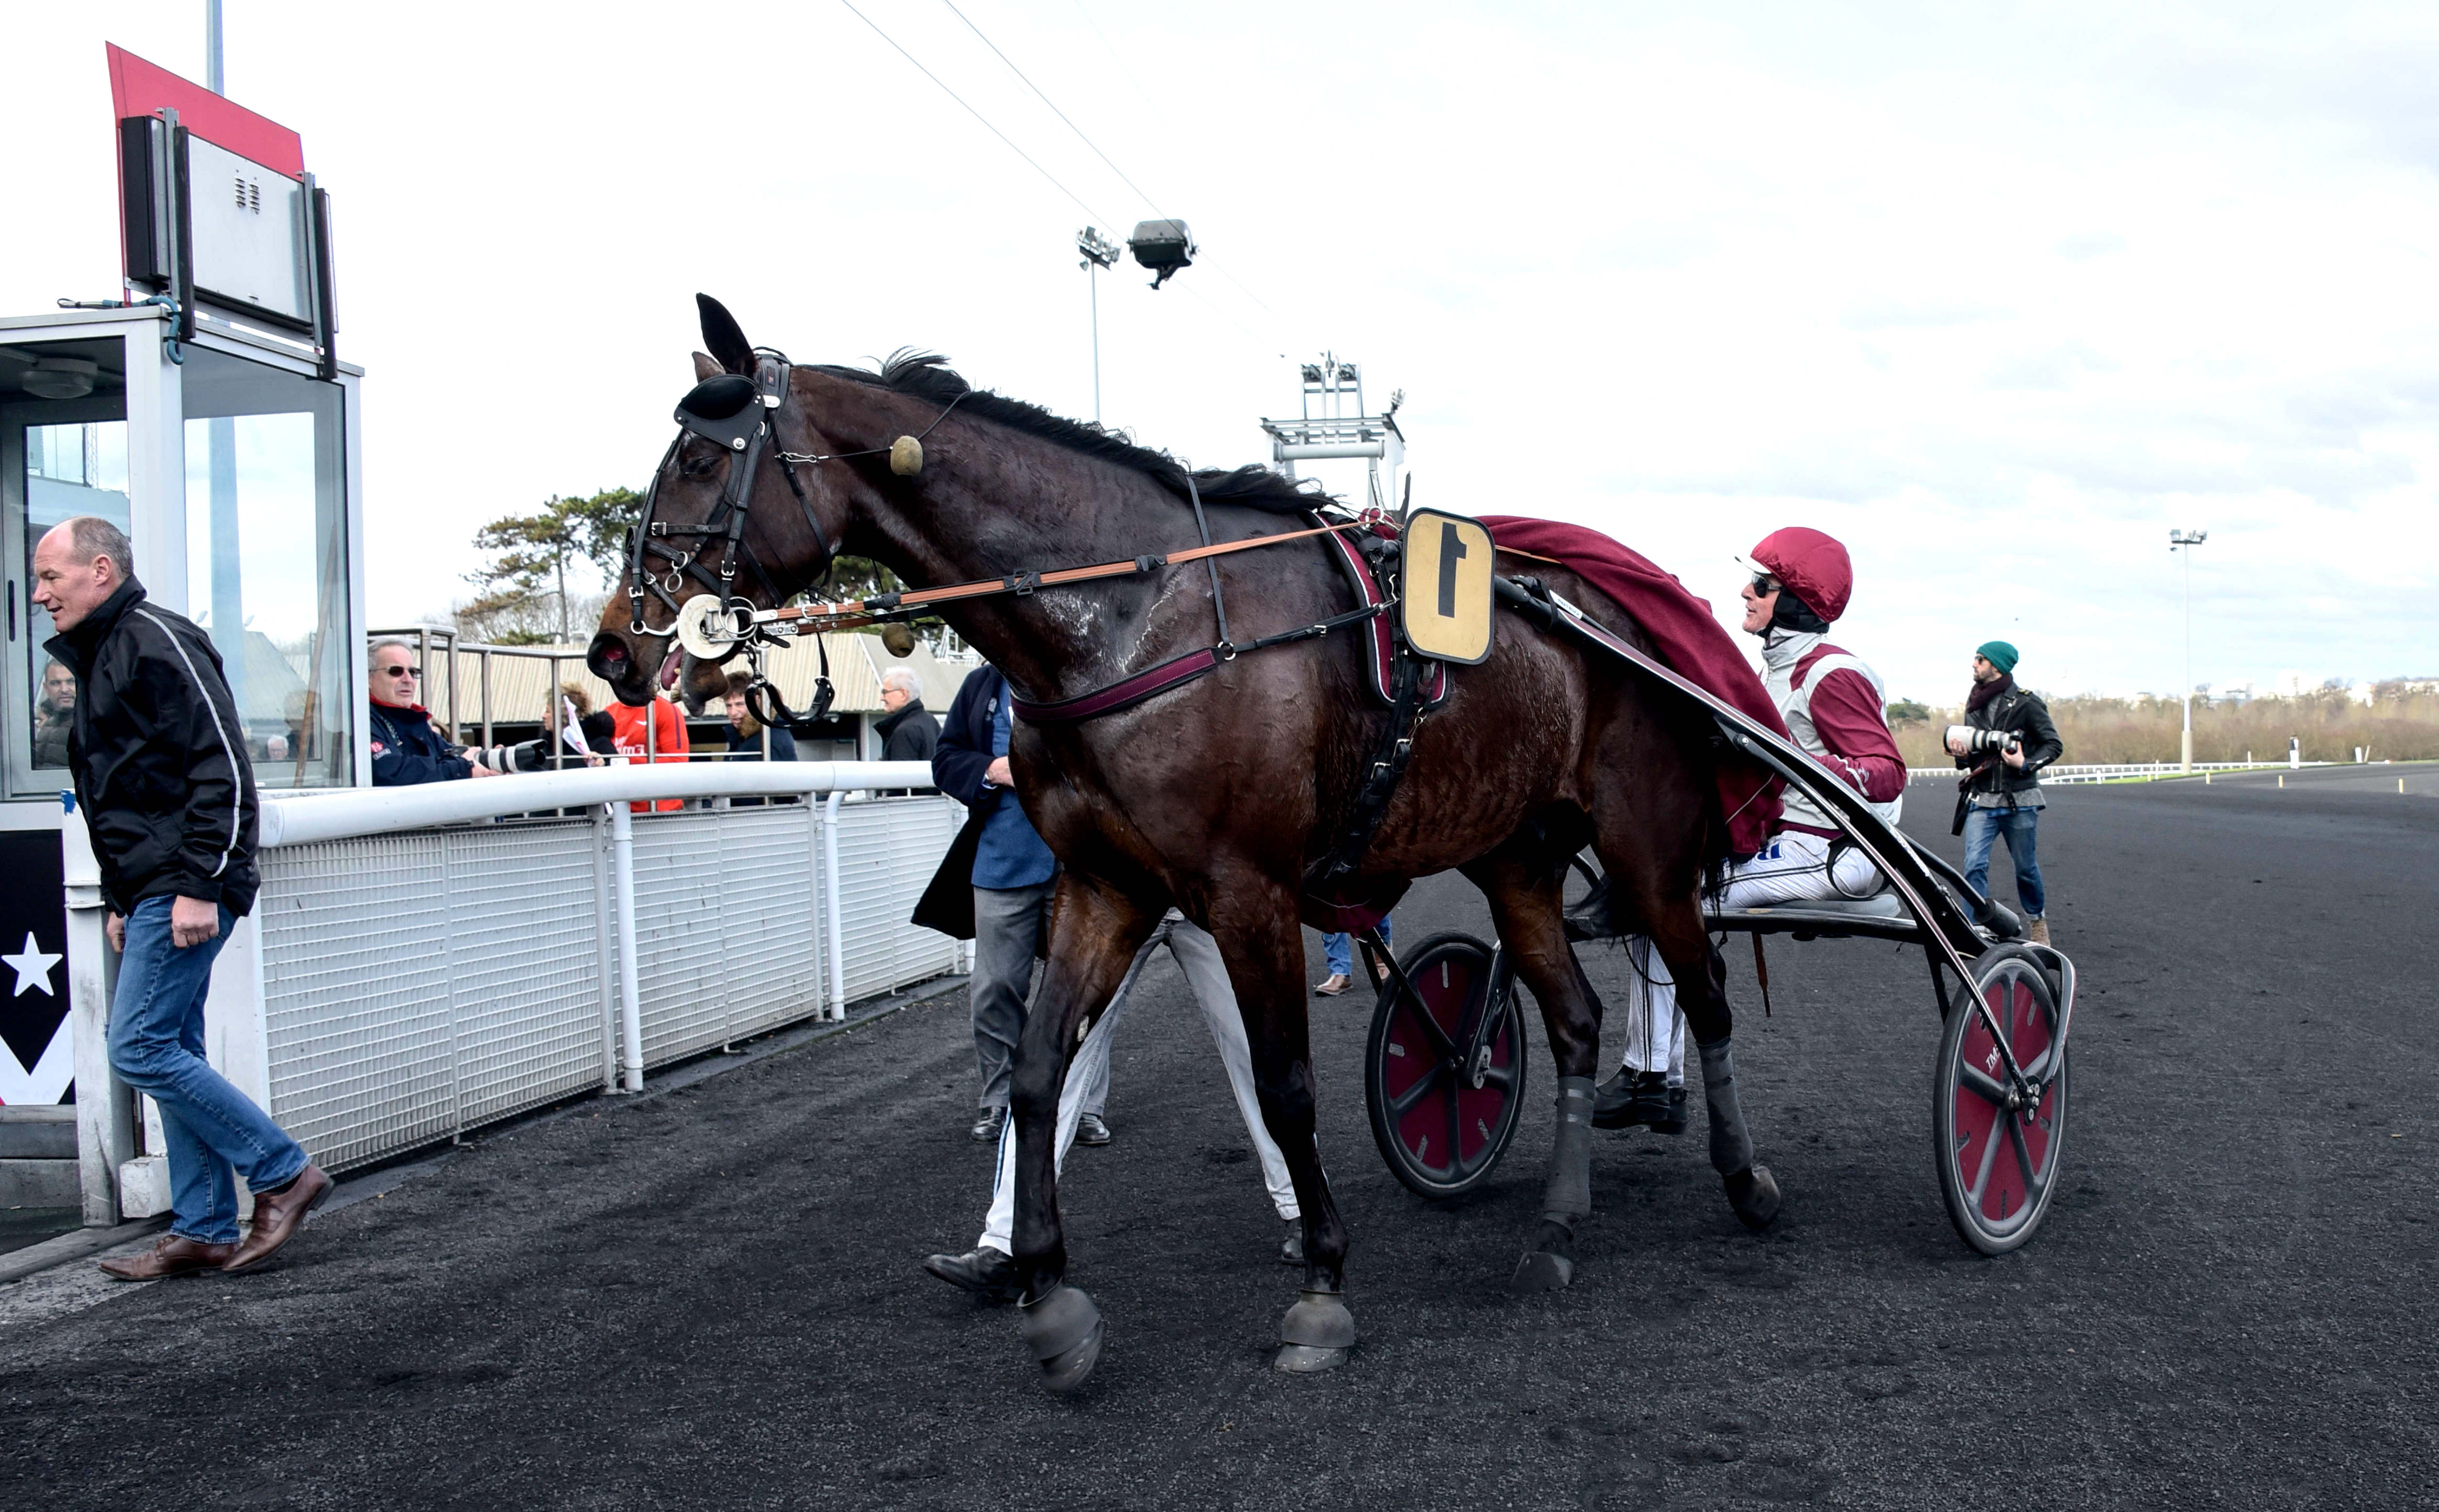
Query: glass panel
180 346 351 788
3 334 131 795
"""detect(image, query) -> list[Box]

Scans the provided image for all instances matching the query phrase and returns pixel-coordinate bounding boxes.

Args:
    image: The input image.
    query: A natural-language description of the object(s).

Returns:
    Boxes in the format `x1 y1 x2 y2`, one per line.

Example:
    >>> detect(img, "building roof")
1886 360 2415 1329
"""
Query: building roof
396 632 977 730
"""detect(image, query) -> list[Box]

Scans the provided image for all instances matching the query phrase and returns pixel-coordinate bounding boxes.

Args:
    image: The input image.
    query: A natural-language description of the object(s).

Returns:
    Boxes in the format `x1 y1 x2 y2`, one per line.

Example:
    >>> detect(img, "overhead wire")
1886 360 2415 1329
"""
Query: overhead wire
936 0 1292 334
834 0 1295 365
835 0 1118 229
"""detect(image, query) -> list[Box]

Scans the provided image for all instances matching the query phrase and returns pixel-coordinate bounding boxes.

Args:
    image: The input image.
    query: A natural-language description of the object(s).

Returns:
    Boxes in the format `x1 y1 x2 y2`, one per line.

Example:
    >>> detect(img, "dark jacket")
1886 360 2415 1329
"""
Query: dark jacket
47 578 260 918
720 721 798 763
912 667 1015 939
369 701 474 785
1954 678 2063 804
876 697 940 765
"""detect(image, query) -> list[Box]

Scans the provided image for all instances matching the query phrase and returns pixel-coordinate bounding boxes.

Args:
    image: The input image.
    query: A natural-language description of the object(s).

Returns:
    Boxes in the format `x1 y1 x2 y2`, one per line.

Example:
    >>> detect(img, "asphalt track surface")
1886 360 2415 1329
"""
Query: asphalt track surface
4 766 2435 1510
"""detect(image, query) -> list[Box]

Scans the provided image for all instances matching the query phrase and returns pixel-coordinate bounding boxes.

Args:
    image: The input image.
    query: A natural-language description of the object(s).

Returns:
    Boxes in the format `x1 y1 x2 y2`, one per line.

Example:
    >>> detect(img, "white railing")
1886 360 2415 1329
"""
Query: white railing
1906 761 2337 785
65 762 965 1222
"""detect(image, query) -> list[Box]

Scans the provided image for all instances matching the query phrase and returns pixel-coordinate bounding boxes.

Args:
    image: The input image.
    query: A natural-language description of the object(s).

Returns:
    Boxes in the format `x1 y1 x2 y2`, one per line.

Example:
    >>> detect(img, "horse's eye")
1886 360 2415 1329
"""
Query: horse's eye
680 452 719 479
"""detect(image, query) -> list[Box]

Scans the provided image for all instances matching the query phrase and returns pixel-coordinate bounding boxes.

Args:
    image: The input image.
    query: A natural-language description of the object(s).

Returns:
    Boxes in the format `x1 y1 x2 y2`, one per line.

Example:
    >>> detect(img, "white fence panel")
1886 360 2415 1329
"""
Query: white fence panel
257 818 609 1171
834 797 964 1004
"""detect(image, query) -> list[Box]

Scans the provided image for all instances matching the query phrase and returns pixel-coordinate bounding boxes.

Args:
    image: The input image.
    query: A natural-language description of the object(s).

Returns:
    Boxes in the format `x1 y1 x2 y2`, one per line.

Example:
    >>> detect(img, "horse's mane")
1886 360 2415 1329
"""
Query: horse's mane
808 350 1329 516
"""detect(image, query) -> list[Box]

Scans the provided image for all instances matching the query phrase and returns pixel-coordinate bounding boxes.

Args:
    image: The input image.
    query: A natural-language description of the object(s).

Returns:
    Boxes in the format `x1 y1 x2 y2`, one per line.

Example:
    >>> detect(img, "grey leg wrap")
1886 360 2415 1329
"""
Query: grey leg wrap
1542 1076 1597 1222
1698 1037 1755 1177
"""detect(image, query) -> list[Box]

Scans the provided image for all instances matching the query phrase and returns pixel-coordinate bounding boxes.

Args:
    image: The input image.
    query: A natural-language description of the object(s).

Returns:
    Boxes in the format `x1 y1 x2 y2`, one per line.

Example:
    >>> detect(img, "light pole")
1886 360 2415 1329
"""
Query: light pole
1075 226 1120 424
2170 528 2208 770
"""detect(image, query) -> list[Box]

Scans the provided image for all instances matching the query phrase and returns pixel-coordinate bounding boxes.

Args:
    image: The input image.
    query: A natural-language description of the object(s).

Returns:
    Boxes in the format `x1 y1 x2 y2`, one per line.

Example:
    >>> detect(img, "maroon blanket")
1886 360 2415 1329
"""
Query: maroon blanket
1483 515 1787 855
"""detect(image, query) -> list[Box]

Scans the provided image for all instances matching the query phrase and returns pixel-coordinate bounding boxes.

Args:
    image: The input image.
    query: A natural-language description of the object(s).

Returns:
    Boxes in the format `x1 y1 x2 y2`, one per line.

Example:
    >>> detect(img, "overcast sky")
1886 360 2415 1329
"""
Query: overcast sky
7 2 2437 704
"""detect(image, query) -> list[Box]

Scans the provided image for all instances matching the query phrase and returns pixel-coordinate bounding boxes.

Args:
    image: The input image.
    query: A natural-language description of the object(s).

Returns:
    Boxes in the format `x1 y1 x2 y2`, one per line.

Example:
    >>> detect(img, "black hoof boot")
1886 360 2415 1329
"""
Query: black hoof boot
1276 1288 1357 1373
1724 1164 1782 1231
1017 1284 1105 1395
1509 1218 1577 1294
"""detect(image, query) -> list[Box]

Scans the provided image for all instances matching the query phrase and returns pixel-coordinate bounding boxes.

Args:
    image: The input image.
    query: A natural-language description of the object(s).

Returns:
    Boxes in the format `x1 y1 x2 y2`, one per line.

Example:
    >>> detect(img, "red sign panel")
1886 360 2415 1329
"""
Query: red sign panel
105 43 303 176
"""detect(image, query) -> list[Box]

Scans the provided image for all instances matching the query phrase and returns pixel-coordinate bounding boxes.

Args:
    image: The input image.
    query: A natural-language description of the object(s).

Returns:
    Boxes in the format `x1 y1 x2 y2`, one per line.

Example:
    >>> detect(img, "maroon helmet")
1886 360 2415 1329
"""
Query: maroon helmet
1742 527 1853 623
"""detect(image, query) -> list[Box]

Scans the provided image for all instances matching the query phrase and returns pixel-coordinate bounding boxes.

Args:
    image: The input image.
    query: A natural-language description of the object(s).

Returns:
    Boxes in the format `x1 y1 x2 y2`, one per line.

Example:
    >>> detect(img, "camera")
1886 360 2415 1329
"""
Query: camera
1944 725 2020 756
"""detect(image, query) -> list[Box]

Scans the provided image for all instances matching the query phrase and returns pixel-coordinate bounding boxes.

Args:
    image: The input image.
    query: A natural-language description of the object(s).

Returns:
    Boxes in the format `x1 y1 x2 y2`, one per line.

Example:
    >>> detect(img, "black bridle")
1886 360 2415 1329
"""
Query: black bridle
623 349 862 733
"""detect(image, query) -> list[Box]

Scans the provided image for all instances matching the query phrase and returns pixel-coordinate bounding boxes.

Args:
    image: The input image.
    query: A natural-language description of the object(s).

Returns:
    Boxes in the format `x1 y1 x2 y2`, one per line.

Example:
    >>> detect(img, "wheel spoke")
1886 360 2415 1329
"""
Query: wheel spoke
1475 1064 1516 1093
1388 1063 1450 1119
2018 1045 2053 1084
1955 1064 2009 1108
1966 1095 2005 1204
1395 991 1462 1062
2006 1110 2046 1197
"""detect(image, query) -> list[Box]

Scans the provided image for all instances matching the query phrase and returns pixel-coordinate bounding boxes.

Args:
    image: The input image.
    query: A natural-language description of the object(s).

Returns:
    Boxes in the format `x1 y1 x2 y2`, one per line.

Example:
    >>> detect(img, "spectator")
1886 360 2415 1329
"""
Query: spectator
33 515 328 1279
923 661 1061 1144
720 671 798 763
1315 916 1392 997
32 658 74 769
1947 641 2064 945
368 639 497 785
607 686 688 813
875 666 939 764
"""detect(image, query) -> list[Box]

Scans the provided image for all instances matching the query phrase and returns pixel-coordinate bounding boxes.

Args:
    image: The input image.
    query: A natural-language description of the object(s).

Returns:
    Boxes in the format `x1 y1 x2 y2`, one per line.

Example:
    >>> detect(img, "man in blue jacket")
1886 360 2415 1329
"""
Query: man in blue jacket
928 662 1117 1146
368 639 497 785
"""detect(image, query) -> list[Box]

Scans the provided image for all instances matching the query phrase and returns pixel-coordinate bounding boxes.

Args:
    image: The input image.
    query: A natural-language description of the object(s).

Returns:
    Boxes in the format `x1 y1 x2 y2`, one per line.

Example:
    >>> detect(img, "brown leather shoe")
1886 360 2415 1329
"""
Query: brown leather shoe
221 1164 332 1274
1314 973 1352 997
99 1234 236 1281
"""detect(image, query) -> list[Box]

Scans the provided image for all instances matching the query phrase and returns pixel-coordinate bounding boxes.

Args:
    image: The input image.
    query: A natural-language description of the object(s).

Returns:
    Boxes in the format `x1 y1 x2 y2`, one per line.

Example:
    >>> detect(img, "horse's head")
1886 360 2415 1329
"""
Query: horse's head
588 295 877 709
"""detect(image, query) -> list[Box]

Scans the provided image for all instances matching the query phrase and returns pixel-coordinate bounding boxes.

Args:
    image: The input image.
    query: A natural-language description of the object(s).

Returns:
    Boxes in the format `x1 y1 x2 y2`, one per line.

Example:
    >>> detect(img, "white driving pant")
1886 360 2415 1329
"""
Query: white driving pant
1619 832 1879 1084
981 911 1298 1253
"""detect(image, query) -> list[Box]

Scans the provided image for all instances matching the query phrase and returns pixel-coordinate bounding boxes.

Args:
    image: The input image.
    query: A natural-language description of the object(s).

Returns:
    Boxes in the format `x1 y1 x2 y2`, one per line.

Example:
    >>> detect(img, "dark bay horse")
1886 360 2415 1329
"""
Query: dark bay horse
589 297 1780 1392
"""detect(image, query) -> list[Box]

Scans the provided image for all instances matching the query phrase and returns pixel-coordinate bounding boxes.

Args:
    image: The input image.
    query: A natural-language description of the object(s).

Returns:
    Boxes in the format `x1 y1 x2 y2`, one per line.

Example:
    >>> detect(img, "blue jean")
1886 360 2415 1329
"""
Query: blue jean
1962 805 2045 921
1323 915 1392 979
106 896 308 1244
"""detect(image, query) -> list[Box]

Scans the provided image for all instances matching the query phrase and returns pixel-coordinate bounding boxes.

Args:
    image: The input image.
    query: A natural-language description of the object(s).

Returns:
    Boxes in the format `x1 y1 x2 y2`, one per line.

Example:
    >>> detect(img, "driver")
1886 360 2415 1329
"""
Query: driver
1594 526 1907 1133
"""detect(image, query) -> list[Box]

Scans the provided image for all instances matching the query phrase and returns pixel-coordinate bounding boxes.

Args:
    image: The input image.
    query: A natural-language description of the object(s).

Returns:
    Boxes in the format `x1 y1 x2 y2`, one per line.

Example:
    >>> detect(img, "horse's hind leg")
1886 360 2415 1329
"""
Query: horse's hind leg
1006 876 1158 1394
1642 897 1782 1230
1462 843 1605 1294
1199 873 1358 1373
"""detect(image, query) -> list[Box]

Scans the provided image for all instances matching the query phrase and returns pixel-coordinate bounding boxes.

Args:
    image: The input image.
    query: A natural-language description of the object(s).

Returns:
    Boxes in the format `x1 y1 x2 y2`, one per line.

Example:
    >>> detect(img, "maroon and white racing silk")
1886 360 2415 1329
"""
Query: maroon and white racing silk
1764 629 1906 834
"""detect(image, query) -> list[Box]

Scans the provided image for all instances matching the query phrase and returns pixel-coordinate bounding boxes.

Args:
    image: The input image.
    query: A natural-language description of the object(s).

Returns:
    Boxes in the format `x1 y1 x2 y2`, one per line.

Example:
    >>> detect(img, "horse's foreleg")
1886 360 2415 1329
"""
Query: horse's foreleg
1006 877 1156 1393
1203 878 1356 1373
1466 848 1605 1293
1647 900 1781 1230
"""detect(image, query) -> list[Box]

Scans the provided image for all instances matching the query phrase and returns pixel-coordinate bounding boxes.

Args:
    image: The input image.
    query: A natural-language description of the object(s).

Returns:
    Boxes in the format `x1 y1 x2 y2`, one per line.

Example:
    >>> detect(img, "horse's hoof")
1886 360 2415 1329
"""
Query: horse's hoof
1275 1343 1351 1373
1017 1284 1105 1395
1277 1286 1356 1373
1724 1164 1782 1230
1039 1320 1105 1394
1509 1248 1575 1293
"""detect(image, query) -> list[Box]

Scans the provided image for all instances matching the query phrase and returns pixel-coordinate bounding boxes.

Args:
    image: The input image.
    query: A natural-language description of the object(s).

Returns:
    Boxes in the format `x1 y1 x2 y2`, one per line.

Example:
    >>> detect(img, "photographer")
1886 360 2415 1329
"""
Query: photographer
368 640 497 785
1945 641 2063 945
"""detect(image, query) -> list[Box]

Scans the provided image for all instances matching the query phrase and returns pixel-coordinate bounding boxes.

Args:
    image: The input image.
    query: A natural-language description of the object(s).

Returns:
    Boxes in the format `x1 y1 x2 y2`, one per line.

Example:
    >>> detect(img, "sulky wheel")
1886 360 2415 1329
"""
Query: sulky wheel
1365 932 1527 1199
1933 946 2070 1255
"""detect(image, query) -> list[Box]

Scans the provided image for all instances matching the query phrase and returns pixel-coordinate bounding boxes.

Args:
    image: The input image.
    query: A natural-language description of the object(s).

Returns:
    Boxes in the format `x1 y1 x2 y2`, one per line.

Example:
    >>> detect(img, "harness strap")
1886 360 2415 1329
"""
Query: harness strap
1183 471 1230 649
1310 649 1430 886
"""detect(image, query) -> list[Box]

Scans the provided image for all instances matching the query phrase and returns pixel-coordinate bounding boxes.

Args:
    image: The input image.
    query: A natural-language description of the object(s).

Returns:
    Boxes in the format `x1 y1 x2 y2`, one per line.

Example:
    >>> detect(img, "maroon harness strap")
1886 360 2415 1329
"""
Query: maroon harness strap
1009 647 1221 724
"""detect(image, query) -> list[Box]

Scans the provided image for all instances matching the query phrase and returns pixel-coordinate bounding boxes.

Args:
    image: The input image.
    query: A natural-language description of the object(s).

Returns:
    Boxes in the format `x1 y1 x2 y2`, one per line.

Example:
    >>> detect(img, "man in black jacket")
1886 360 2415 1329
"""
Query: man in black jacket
875 667 939 765
1947 640 2065 945
35 517 328 1279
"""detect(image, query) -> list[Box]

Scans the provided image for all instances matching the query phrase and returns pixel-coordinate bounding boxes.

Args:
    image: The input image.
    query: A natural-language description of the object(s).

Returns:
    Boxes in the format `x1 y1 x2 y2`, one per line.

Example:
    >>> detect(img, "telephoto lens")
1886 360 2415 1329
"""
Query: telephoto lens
466 740 551 773
1943 725 2021 756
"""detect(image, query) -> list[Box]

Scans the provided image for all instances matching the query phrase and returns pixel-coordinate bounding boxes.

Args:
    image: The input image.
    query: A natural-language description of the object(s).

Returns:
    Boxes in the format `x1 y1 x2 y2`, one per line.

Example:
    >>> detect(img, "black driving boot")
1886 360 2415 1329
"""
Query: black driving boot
1279 1217 1304 1267
969 1106 1007 1145
1591 1068 1687 1133
922 1247 1024 1303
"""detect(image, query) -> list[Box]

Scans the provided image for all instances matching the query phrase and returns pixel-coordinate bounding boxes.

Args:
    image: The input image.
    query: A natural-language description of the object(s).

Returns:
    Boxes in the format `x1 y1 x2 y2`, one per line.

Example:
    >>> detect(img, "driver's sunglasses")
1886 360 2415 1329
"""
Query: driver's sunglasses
381 665 421 678
1750 574 1782 596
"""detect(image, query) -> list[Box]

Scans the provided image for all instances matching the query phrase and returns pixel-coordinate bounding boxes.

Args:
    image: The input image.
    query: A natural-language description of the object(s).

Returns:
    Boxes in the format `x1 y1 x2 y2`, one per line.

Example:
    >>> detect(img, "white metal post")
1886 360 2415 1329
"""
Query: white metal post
62 810 128 1226
824 791 848 1020
2181 543 2193 771
608 796 646 1091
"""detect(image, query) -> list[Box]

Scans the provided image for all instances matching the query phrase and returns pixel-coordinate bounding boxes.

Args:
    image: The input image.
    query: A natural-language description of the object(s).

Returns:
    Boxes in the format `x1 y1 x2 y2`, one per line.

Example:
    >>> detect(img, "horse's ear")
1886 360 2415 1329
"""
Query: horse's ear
696 294 755 375
691 351 721 382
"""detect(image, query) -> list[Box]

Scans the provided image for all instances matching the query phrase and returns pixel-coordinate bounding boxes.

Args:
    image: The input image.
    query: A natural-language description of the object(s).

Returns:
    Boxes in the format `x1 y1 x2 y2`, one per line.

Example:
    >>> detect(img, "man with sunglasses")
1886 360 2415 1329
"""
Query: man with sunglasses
368 639 499 785
1594 527 1908 1133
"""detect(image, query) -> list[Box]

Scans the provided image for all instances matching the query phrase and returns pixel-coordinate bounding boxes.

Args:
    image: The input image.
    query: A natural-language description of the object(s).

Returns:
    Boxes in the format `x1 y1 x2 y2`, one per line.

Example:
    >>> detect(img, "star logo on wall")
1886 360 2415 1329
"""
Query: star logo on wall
2 933 61 998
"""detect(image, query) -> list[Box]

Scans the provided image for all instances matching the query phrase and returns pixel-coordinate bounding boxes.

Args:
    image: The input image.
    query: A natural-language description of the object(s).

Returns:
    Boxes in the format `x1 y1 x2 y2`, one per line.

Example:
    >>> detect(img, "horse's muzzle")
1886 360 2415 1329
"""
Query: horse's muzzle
587 631 655 708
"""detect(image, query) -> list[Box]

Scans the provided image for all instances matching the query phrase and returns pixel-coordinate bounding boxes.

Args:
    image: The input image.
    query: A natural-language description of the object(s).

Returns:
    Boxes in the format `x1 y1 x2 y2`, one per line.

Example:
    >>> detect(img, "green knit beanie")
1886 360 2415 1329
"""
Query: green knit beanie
1977 640 2019 675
